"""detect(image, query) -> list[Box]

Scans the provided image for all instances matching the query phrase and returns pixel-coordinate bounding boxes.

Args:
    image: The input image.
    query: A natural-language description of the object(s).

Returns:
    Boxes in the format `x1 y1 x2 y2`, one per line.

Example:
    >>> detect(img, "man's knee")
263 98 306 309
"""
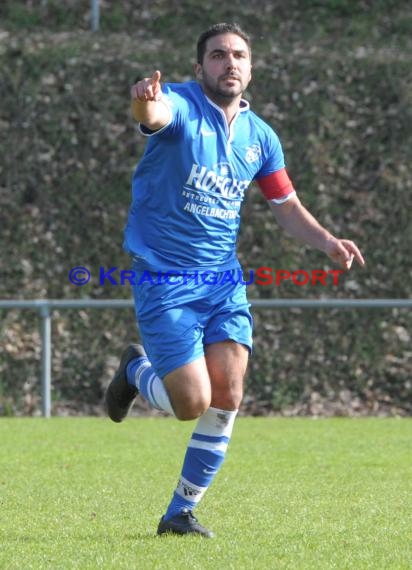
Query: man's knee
171 392 211 421
211 383 243 411
163 358 212 421
205 341 248 410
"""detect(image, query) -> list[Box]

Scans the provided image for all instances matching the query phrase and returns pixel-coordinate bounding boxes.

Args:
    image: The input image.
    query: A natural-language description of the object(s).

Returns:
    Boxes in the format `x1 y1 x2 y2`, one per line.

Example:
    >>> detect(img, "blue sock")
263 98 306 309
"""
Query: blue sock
126 357 174 415
126 357 148 389
164 407 237 520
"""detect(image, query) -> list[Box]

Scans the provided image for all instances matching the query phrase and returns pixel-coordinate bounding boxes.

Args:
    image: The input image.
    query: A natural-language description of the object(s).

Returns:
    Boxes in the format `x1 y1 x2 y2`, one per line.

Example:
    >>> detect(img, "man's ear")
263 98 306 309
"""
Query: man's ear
194 62 203 80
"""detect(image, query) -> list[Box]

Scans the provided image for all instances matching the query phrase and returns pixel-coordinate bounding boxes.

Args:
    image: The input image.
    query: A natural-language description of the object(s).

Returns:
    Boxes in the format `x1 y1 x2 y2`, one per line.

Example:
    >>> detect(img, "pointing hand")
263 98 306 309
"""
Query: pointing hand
131 70 162 102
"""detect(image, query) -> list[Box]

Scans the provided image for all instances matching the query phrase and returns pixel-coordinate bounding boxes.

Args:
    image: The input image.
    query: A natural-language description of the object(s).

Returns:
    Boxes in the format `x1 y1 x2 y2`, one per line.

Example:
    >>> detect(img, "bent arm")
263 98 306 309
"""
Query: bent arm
130 70 171 131
269 194 365 270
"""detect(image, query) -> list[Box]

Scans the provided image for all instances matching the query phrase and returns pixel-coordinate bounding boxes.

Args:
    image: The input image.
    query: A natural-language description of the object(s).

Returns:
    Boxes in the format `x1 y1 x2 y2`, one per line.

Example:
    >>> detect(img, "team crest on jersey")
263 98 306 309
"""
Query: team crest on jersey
245 144 262 164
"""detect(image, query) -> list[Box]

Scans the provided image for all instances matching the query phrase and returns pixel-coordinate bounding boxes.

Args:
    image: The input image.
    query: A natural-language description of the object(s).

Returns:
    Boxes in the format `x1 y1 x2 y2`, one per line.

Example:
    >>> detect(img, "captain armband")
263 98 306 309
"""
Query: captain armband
256 168 296 204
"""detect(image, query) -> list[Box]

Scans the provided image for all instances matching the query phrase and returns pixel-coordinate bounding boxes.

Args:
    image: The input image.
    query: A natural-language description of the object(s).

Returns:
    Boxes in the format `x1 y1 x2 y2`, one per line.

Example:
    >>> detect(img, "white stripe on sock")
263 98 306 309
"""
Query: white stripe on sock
175 476 208 504
188 438 228 453
134 361 151 387
194 407 238 438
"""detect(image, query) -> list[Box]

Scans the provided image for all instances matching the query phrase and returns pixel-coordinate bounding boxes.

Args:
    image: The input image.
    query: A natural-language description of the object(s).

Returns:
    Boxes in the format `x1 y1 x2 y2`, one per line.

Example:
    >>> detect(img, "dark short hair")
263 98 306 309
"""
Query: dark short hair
196 23 251 64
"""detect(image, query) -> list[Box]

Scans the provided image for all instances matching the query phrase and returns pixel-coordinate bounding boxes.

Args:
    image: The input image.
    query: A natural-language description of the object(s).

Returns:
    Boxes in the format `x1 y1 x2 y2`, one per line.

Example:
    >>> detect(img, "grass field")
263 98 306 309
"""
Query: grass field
0 417 411 569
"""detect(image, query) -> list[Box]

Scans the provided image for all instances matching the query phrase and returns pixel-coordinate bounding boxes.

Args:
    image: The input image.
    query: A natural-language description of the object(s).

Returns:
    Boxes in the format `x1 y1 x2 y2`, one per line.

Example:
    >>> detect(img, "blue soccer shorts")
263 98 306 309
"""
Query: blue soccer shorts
131 267 253 378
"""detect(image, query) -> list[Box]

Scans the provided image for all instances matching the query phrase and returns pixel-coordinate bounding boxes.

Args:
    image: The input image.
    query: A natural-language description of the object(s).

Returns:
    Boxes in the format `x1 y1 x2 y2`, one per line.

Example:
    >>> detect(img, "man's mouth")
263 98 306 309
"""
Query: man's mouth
222 75 240 82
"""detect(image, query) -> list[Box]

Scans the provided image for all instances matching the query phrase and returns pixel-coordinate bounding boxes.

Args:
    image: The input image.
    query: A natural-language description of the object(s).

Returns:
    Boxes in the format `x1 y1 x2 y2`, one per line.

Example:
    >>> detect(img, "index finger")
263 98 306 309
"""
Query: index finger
151 70 161 86
344 240 365 267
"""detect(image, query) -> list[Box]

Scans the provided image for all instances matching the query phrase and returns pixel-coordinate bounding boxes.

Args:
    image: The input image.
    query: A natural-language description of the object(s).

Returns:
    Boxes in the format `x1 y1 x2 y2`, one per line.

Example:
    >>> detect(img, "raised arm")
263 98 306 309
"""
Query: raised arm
130 70 171 131
269 194 365 271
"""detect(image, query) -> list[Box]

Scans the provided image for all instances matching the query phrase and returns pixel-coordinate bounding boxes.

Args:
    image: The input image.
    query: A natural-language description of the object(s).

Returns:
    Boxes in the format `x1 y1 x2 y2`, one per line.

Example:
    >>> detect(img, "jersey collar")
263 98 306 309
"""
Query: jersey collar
203 92 250 140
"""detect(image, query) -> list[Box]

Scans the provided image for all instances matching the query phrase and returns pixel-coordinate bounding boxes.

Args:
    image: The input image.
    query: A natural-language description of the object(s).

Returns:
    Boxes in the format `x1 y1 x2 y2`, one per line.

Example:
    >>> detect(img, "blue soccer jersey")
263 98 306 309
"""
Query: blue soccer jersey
124 81 288 272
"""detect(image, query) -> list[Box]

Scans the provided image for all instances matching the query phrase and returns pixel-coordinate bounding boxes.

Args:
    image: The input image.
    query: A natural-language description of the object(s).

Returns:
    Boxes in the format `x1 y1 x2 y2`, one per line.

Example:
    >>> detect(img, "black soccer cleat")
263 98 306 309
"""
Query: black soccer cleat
105 344 146 422
157 509 214 538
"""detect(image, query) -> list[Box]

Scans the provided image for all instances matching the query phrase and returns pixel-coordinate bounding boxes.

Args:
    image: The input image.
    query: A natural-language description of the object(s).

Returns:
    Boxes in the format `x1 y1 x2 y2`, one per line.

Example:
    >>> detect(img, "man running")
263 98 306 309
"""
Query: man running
105 22 365 538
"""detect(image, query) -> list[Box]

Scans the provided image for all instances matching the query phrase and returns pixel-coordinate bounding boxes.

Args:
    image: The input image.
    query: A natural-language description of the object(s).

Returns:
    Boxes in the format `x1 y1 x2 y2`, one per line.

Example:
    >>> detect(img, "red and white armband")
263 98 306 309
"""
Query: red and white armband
256 168 296 204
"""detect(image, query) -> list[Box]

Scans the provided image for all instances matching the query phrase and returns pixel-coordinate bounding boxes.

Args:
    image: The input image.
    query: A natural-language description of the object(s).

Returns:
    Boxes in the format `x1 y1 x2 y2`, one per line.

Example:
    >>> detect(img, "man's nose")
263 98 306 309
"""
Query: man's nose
226 55 237 69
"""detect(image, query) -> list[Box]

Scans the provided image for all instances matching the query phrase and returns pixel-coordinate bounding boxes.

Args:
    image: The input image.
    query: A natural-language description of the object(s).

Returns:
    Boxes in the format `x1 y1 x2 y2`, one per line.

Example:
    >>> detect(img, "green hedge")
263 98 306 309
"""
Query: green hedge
1 1 411 415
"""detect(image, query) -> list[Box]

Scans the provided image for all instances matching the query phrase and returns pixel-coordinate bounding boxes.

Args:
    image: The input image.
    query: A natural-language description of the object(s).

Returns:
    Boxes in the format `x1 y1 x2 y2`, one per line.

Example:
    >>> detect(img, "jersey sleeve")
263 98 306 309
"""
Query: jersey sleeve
138 83 188 137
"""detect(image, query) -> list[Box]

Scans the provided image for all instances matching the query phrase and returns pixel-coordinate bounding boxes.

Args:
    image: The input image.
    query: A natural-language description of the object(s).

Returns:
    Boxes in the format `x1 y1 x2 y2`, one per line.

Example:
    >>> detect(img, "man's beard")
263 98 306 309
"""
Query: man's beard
202 73 246 103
